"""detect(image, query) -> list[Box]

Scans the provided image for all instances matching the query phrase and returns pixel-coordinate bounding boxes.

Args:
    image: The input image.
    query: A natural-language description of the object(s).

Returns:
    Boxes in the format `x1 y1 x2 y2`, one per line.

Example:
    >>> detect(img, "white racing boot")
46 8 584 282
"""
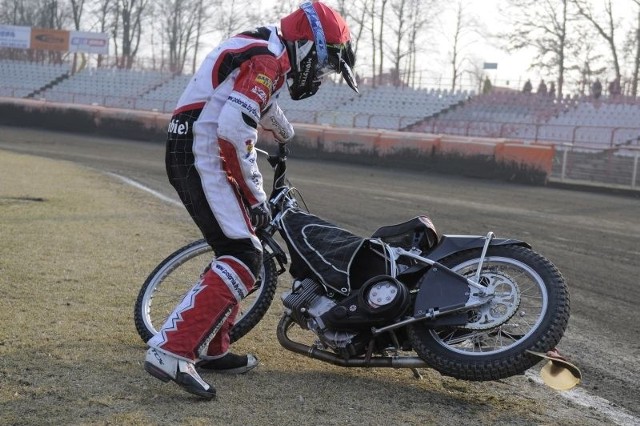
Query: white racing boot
144 347 216 400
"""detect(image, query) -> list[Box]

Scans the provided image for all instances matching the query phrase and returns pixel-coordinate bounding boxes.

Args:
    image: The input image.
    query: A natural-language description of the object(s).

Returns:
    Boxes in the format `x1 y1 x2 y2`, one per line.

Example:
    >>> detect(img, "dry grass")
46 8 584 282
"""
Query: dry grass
0 150 595 425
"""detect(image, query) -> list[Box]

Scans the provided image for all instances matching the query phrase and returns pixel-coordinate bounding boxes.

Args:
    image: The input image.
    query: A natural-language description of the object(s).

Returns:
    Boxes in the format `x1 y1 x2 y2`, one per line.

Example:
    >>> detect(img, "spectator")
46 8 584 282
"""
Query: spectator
548 81 556 98
608 77 621 98
537 79 547 95
592 79 602 99
482 76 492 94
522 79 532 94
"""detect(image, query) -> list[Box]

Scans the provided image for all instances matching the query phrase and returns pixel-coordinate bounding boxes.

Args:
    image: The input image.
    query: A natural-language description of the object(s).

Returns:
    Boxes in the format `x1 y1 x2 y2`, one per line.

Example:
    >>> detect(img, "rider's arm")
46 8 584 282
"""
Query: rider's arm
260 102 294 143
217 54 282 207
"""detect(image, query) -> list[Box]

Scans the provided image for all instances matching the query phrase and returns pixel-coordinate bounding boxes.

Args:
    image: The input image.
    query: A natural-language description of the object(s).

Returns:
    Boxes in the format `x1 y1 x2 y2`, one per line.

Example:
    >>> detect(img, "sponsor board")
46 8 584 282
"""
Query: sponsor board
30 28 69 52
0 25 108 53
69 31 109 54
0 25 31 49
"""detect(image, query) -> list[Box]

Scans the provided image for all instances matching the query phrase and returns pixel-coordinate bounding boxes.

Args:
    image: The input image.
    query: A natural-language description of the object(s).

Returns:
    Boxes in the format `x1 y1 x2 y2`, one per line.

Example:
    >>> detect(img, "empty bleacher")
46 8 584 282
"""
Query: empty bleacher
529 100 640 149
2 59 639 153
39 67 171 109
0 60 71 98
276 83 470 130
136 74 193 112
411 91 572 138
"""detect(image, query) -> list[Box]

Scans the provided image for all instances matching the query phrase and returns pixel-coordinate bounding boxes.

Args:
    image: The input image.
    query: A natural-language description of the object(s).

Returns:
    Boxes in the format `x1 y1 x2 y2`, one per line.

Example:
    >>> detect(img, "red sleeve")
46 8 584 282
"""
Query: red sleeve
233 55 282 112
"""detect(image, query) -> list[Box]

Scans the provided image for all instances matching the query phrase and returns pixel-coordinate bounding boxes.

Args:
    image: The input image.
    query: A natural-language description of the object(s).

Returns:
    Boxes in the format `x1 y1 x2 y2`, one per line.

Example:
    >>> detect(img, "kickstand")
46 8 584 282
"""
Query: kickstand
410 368 423 380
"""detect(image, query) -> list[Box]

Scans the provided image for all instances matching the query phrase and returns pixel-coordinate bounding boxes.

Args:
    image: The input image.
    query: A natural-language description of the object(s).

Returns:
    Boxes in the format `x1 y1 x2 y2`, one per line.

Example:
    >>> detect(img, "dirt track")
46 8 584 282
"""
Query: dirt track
1 126 639 424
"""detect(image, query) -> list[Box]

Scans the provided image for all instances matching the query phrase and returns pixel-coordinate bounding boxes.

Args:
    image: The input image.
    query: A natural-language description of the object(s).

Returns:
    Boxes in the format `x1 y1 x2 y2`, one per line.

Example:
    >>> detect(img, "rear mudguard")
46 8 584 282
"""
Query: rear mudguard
412 235 530 325
424 234 530 263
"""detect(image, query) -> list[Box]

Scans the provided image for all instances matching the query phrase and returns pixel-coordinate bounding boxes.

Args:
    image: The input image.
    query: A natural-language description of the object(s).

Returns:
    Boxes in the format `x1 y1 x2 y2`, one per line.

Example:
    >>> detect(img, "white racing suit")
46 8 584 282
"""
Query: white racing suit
148 26 293 362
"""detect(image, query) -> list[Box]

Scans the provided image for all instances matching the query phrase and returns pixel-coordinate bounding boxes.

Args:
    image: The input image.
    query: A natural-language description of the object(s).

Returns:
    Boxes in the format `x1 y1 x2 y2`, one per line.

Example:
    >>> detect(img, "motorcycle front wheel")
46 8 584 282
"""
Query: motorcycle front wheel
408 245 570 381
134 239 278 344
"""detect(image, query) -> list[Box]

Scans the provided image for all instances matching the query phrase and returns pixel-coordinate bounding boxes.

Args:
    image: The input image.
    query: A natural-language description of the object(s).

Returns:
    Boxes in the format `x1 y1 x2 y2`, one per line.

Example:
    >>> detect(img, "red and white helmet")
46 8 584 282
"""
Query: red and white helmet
281 1 358 100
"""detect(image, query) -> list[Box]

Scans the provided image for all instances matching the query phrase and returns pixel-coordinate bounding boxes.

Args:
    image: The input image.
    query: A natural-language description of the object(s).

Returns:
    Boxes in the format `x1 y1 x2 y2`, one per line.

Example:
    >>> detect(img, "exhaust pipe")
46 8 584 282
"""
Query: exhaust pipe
276 314 428 369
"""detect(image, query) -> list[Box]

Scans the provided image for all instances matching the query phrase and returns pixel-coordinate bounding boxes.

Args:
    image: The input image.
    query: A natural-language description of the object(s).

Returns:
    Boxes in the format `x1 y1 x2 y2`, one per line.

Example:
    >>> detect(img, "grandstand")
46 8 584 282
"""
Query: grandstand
0 60 71 98
410 91 573 138
135 74 193 112
1 59 639 154
523 100 640 149
38 67 171 109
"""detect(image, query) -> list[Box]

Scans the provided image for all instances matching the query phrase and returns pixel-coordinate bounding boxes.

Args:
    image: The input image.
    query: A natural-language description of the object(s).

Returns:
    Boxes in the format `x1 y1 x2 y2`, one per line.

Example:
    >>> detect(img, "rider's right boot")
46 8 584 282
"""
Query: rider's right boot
144 346 216 400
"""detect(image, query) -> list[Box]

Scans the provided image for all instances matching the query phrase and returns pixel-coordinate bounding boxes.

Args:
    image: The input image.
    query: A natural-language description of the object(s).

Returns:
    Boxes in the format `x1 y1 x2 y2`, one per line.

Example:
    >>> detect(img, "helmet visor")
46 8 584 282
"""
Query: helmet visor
320 41 358 93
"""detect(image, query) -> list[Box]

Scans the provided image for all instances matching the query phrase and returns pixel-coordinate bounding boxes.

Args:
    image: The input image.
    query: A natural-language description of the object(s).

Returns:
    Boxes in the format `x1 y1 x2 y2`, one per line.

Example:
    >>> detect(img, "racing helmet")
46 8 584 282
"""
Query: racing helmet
281 1 358 100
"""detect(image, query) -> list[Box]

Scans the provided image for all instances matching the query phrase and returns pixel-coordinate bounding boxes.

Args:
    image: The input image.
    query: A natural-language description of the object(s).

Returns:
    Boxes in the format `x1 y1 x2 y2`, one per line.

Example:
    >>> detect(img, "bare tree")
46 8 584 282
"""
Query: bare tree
213 0 255 40
69 0 85 30
568 34 607 96
263 0 299 21
377 0 389 84
0 0 35 25
627 0 640 96
68 0 85 72
444 1 481 92
502 0 579 98
189 0 209 74
90 0 114 67
366 0 378 86
347 0 370 64
112 0 150 69
573 0 622 84
388 0 408 86
162 0 208 74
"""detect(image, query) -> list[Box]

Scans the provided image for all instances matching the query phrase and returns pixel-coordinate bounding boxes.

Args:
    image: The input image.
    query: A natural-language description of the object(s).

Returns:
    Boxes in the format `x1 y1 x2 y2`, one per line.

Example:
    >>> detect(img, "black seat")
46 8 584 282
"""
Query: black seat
371 216 438 252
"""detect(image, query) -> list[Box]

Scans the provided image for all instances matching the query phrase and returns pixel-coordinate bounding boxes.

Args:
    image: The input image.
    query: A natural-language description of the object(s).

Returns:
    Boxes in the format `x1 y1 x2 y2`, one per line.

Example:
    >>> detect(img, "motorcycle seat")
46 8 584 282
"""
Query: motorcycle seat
371 216 438 251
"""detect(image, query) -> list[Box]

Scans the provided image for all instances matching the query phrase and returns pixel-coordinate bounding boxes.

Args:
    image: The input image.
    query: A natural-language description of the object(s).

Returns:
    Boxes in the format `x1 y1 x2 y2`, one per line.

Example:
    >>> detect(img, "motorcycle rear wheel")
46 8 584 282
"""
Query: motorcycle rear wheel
133 239 278 344
407 245 569 381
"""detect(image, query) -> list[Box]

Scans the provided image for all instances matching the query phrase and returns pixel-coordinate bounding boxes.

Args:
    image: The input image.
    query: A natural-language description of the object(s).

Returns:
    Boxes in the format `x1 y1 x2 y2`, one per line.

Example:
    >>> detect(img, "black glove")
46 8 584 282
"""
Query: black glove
250 202 271 228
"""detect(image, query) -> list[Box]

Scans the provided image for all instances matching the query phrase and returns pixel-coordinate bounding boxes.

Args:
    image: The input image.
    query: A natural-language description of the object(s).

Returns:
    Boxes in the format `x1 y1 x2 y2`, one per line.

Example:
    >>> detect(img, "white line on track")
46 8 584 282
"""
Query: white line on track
525 371 640 426
106 172 183 208
111 172 640 426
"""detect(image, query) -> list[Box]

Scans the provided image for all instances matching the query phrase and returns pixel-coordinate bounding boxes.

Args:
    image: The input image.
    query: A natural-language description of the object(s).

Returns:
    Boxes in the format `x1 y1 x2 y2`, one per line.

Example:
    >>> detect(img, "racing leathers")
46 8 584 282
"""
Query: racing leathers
148 26 294 363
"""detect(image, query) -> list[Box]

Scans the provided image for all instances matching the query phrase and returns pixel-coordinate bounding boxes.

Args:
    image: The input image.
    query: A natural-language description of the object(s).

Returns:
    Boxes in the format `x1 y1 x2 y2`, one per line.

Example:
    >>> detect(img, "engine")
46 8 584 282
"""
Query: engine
281 276 410 356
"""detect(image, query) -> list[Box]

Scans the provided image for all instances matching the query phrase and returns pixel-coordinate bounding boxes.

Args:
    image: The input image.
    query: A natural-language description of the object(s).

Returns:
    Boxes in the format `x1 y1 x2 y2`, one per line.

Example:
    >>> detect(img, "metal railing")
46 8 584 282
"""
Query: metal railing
553 144 640 190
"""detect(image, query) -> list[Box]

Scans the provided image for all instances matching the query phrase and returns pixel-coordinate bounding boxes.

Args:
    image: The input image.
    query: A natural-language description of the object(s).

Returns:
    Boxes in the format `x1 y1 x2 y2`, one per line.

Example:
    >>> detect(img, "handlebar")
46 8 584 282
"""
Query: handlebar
258 143 307 226
256 142 289 167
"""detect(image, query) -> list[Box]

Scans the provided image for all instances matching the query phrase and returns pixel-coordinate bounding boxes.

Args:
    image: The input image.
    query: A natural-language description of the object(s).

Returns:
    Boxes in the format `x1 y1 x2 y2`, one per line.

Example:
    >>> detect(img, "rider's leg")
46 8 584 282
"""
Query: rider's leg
147 252 257 361
197 249 262 373
159 127 262 378
144 251 257 398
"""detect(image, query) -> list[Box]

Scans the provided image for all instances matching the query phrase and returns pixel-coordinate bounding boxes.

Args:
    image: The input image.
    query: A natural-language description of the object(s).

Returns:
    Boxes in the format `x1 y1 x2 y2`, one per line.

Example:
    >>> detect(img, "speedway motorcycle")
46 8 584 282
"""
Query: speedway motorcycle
134 144 574 385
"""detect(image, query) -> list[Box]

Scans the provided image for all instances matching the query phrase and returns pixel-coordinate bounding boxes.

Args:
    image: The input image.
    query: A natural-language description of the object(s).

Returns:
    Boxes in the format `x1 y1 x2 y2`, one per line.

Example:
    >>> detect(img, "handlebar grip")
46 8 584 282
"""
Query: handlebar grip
279 143 290 158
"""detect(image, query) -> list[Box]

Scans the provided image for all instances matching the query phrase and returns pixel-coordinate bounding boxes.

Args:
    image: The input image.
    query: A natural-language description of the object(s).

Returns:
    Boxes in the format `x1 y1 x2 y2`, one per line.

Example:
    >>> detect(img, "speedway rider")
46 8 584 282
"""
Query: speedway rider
144 1 358 399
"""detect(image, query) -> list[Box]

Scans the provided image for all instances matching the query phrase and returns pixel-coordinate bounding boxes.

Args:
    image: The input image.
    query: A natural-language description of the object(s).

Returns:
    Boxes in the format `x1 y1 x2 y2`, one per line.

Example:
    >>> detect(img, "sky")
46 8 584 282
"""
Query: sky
251 0 540 92
415 0 537 91
201 0 634 93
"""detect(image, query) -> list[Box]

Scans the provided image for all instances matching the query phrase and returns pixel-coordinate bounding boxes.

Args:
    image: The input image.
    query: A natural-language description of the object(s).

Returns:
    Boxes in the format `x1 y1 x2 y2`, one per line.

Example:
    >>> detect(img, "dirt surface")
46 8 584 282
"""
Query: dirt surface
1 126 639 425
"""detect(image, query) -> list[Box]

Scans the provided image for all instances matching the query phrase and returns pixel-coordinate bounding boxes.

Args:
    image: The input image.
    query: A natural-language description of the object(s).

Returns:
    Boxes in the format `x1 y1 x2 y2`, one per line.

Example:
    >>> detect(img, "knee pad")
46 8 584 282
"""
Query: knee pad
210 238 262 277
224 249 262 278
213 255 257 301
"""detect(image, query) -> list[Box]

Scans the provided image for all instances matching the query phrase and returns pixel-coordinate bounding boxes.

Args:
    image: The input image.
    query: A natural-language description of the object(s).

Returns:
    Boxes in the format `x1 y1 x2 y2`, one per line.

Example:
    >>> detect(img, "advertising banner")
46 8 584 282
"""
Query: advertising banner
0 25 31 49
69 31 109 54
30 28 70 52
